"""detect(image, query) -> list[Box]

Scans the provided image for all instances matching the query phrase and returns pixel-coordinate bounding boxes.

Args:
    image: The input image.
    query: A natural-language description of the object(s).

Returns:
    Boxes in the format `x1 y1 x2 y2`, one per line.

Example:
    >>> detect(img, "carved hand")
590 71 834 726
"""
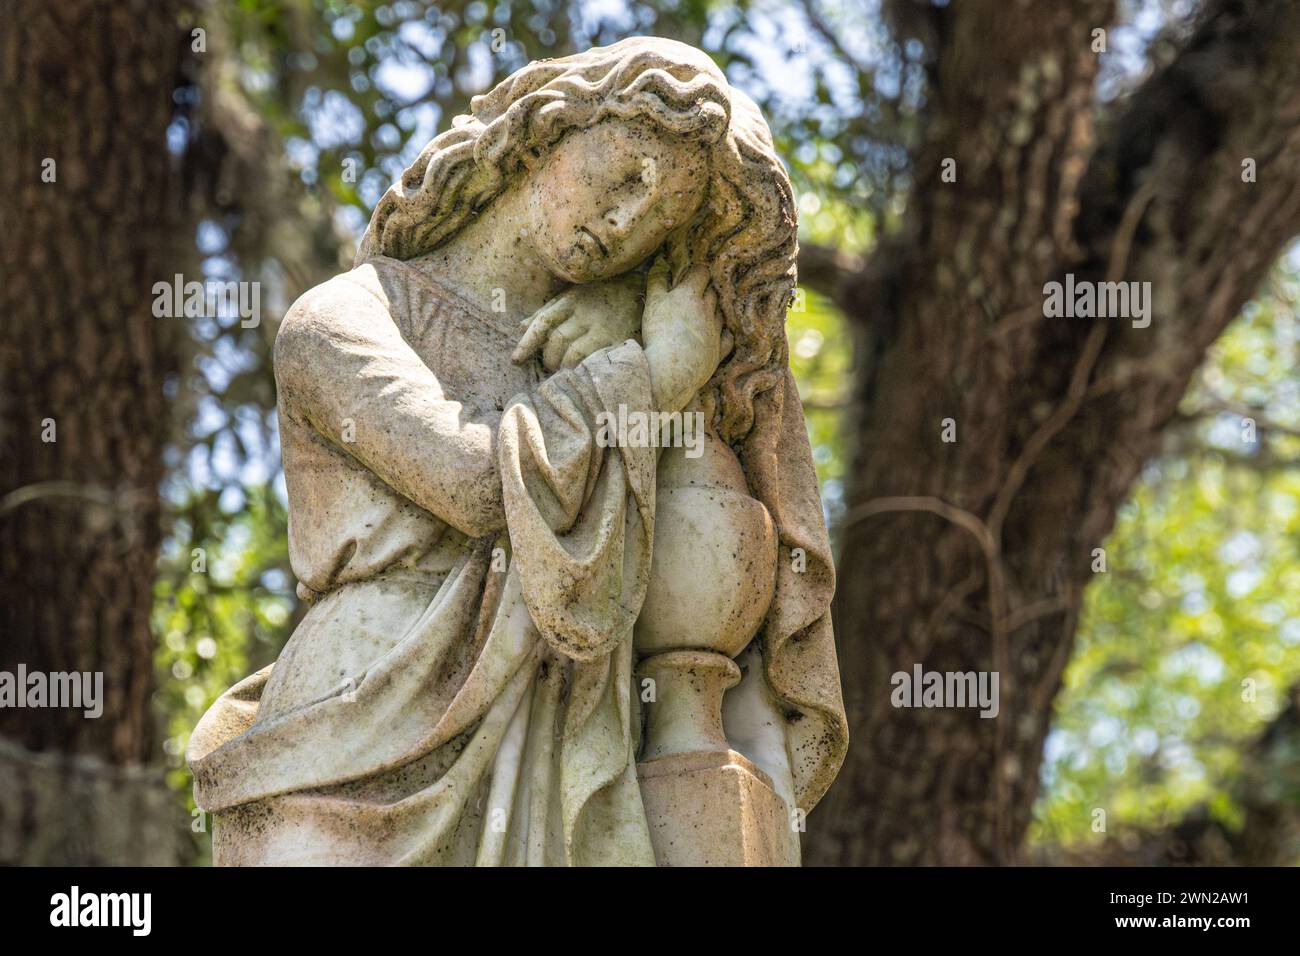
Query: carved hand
641 256 721 414
511 272 643 371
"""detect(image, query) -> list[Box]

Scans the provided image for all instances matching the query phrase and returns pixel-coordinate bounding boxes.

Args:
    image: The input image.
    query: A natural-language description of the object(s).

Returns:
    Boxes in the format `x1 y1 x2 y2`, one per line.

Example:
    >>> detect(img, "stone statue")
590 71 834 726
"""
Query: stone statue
188 36 847 866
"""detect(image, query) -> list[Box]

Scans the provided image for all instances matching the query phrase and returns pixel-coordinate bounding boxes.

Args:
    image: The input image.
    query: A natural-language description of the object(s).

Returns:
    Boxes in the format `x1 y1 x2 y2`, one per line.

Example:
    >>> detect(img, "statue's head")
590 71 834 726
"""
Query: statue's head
522 114 711 284
358 36 798 444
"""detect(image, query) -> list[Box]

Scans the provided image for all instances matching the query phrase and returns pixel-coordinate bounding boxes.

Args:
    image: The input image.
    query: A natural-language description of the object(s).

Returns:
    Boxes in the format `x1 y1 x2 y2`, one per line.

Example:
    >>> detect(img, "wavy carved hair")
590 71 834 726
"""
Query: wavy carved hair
356 37 798 445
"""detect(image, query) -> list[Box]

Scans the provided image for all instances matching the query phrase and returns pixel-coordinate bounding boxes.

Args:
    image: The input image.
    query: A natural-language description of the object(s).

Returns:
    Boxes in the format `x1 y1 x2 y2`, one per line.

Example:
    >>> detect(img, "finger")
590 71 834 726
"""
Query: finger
554 315 588 341
543 316 588 370
560 331 603 369
512 296 573 363
646 255 671 300
542 324 579 371
513 297 570 359
701 283 719 316
682 263 712 296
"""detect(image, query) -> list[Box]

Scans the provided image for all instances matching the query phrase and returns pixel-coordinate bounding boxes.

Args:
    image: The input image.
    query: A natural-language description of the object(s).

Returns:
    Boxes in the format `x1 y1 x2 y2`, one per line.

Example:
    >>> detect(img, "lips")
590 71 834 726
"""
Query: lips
577 225 609 257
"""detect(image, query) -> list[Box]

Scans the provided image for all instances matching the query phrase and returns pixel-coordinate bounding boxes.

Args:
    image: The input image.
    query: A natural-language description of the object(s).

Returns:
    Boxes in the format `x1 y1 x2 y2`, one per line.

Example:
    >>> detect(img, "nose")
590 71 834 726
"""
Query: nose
602 203 633 238
602 194 650 238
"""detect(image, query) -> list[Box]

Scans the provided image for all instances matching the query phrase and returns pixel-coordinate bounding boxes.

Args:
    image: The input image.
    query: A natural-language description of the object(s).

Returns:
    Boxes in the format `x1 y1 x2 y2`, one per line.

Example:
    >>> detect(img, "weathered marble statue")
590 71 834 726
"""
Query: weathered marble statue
188 36 846 866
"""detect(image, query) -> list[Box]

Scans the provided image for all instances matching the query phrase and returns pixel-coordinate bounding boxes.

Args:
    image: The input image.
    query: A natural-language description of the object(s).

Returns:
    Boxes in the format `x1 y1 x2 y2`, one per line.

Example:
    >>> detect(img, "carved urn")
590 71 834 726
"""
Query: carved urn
634 425 778 759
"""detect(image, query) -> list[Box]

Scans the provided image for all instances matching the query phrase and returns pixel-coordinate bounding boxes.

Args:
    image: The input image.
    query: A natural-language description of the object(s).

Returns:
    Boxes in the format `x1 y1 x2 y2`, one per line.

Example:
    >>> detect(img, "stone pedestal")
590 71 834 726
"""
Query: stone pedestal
637 749 800 866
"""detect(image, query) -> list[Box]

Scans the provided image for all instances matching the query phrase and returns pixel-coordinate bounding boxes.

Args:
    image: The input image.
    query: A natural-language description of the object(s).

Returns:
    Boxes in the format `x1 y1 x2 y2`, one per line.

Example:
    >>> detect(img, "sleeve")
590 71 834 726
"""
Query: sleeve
497 341 658 662
273 274 504 539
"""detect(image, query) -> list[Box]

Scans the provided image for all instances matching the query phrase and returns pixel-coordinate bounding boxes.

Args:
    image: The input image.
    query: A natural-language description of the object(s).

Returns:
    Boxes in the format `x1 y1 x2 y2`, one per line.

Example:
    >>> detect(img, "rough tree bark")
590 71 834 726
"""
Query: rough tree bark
0 0 192 864
805 0 1300 865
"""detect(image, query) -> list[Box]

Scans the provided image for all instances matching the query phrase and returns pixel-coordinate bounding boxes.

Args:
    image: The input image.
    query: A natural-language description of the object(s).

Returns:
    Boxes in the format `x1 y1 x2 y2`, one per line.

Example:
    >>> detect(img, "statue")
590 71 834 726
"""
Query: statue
188 36 846 866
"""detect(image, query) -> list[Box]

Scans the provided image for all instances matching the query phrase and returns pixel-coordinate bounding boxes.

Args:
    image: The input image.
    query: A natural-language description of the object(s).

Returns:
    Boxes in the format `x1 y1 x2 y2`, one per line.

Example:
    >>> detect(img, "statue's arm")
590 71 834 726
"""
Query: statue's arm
274 277 504 538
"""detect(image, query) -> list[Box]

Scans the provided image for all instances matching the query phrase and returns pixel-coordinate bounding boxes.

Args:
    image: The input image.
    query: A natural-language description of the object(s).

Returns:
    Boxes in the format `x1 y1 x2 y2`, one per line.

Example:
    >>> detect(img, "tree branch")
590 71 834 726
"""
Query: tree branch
795 241 863 308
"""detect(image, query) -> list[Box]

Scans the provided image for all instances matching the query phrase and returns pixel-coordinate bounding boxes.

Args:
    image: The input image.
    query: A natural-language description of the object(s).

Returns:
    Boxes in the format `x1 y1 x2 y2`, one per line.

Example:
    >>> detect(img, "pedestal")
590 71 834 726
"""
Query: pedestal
637 749 800 866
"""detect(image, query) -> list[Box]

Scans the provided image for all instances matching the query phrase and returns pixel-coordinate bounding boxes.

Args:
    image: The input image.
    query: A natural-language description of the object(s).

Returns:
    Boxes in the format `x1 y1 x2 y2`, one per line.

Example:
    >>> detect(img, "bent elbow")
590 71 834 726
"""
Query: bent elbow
450 471 506 539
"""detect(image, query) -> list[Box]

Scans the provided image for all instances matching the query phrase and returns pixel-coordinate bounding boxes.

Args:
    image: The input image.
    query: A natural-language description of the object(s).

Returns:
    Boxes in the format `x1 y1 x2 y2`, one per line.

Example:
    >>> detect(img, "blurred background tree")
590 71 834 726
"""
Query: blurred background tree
3 0 1298 865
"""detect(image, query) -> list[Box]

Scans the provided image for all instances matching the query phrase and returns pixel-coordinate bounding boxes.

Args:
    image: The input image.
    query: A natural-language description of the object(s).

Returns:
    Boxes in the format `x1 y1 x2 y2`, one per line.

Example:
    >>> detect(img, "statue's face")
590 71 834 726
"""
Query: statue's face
527 118 710 283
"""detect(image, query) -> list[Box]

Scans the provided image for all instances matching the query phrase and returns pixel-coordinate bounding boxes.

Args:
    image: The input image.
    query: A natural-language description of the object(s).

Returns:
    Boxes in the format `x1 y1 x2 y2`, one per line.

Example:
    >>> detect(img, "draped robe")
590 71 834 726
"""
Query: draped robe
188 255 847 865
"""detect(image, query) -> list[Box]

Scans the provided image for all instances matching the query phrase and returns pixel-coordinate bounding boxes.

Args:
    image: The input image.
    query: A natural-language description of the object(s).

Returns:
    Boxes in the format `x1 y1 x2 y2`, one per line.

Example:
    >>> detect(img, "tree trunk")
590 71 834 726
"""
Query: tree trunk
807 0 1300 865
0 0 192 864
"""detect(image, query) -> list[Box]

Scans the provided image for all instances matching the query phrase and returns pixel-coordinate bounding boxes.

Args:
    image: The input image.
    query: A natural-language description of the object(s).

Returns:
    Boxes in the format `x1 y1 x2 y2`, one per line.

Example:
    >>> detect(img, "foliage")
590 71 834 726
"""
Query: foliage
1032 266 1300 852
786 289 852 525
153 483 296 859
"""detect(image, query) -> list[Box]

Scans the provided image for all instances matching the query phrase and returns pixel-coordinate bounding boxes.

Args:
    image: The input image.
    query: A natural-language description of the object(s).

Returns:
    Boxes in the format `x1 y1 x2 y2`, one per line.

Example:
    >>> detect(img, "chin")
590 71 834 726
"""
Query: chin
551 250 607 284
